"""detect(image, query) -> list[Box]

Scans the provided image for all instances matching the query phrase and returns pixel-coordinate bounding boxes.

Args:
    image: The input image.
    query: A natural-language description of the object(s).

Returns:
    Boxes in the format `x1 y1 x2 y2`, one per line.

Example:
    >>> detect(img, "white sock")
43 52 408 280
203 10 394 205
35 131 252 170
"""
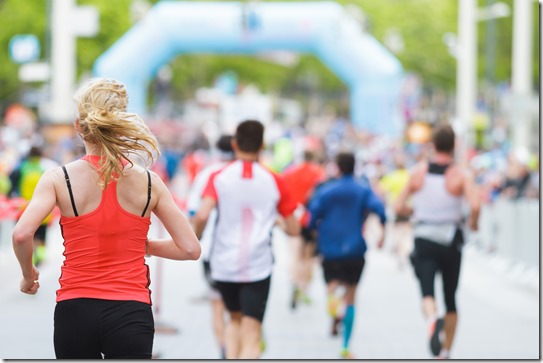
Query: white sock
439 348 449 358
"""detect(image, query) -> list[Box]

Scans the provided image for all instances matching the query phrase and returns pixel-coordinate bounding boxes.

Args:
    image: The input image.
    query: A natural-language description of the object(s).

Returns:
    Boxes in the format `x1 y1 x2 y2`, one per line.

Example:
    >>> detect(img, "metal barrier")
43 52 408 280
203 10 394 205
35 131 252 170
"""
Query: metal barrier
477 198 539 268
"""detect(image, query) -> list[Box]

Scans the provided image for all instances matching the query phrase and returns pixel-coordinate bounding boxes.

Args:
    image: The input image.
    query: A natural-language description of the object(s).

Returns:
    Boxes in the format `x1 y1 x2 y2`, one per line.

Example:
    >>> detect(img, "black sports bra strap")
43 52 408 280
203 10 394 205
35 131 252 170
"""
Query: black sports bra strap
62 166 79 217
141 170 151 217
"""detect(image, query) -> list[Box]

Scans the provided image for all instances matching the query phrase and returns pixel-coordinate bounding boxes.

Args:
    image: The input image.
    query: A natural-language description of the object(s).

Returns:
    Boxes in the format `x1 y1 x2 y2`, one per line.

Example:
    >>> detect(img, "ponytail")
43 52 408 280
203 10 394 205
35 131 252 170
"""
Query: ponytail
74 78 160 188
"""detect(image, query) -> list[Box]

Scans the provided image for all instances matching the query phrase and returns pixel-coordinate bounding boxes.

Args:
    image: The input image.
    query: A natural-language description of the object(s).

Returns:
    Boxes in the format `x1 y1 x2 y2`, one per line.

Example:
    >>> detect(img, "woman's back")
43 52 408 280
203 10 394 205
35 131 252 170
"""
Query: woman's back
56 155 156 304
56 157 156 219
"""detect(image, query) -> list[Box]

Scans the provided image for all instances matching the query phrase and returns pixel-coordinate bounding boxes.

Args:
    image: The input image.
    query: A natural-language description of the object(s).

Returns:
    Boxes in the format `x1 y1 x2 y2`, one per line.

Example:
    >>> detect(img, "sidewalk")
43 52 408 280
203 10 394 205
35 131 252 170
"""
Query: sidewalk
0 221 539 359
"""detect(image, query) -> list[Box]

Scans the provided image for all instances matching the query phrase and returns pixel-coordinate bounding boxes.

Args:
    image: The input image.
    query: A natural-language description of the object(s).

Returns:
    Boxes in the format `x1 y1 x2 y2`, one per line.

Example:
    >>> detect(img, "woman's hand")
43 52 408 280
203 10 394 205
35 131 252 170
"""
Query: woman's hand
20 266 40 295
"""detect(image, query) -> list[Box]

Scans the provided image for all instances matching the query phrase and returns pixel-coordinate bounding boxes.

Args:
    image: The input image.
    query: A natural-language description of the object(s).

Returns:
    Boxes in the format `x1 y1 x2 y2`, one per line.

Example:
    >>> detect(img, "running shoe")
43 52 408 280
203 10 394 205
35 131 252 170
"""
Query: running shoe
299 291 312 305
327 295 340 317
291 288 299 310
260 337 266 353
340 348 354 359
429 318 444 356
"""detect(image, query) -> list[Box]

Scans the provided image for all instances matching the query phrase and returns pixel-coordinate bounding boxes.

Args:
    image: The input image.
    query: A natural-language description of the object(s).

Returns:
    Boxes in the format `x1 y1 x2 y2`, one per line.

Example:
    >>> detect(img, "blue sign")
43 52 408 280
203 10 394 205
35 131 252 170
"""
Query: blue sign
9 34 40 64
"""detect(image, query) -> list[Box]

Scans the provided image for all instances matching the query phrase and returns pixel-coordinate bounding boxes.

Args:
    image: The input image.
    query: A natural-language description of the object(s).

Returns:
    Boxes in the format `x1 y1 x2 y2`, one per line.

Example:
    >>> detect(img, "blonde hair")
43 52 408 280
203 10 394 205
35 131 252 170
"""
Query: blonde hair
74 78 160 188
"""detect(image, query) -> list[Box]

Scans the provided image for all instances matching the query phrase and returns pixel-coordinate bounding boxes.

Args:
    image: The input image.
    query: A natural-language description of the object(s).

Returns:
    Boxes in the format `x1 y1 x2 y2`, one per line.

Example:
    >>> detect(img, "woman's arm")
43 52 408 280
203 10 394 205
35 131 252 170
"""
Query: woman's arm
12 170 57 294
147 176 201 260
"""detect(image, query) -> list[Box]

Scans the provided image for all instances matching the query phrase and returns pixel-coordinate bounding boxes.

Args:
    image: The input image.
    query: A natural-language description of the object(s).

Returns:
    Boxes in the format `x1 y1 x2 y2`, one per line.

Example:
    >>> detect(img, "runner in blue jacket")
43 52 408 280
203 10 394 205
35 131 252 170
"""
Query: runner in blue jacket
308 151 386 359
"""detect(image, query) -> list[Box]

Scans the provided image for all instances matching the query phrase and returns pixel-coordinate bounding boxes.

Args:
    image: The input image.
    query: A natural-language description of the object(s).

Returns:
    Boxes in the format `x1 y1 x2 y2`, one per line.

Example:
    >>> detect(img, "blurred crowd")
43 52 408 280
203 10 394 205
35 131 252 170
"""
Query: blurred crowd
0 107 539 207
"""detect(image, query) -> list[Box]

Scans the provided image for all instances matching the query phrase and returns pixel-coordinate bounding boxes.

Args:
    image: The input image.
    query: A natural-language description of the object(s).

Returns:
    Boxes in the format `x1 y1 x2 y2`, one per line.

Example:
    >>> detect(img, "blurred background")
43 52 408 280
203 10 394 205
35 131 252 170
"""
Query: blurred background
0 0 539 359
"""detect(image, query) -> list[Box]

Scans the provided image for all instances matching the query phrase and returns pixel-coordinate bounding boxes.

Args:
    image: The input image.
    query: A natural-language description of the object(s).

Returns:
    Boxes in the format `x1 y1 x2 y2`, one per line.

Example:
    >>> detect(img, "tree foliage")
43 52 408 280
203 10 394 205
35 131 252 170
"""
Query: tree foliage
77 0 134 79
0 0 47 103
0 0 538 112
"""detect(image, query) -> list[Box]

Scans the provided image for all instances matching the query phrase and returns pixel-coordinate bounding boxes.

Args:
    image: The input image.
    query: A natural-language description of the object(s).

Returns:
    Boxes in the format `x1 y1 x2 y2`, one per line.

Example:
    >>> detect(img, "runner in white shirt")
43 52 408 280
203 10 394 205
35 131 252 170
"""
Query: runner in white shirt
194 120 300 359
186 134 234 359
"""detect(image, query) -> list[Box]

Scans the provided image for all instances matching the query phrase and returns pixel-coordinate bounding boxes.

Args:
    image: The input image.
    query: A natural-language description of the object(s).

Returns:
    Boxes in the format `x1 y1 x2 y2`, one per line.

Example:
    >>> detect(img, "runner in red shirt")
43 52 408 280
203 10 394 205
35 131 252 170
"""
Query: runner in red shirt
12 78 201 359
282 150 326 309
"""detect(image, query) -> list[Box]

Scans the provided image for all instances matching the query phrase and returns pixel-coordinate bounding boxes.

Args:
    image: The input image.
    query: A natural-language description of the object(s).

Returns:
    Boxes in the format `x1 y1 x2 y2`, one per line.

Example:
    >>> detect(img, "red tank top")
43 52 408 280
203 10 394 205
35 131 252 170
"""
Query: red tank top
56 155 152 304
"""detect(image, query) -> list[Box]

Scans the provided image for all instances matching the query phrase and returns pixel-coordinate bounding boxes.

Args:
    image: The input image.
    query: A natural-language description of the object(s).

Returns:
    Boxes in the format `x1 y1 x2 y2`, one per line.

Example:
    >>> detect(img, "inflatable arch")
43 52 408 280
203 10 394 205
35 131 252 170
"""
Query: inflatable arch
94 1 404 135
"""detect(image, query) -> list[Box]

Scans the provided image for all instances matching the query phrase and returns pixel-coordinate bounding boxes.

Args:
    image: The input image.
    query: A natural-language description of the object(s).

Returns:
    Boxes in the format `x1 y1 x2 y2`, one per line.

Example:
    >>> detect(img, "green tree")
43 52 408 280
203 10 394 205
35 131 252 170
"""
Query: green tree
0 0 538 114
77 0 133 79
0 0 47 104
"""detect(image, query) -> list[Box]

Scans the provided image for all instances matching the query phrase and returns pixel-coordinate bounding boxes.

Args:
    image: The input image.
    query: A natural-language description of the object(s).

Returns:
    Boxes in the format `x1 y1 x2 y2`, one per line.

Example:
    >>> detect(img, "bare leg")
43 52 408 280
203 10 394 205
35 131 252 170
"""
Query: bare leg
211 298 226 356
343 284 357 305
422 296 437 320
225 312 242 359
238 316 263 359
299 242 315 295
291 236 303 288
327 280 340 315
327 281 341 336
442 312 458 351
395 222 412 268
289 236 305 309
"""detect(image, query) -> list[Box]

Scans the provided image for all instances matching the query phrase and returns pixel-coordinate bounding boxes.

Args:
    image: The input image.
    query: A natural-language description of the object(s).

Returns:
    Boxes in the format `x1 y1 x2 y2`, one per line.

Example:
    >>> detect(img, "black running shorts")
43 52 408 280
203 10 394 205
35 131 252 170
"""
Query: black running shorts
203 260 219 290
35 225 47 242
301 226 318 256
215 276 271 322
321 257 365 285
54 298 154 359
301 226 316 244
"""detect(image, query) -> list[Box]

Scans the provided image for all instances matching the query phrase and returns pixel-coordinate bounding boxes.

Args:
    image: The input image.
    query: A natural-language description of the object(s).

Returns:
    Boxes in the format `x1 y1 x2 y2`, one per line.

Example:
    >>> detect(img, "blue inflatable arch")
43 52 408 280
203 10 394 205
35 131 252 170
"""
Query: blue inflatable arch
94 1 404 136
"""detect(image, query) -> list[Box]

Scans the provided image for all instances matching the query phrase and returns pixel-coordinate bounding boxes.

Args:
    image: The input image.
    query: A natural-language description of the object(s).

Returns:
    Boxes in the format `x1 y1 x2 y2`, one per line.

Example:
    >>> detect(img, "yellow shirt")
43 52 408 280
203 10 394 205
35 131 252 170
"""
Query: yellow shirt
379 169 409 204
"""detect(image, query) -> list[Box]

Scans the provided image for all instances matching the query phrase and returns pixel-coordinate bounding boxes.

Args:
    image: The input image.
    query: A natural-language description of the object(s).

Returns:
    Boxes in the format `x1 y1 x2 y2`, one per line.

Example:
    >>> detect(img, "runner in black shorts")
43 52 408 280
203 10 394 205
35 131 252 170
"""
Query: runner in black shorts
193 120 299 359
281 150 326 310
395 124 480 359
187 134 235 359
308 152 386 359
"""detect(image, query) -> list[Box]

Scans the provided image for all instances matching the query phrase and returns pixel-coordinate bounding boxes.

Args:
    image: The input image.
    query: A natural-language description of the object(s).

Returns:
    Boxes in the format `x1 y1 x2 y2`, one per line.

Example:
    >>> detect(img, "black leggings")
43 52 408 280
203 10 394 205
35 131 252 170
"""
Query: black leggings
54 298 154 359
411 237 462 313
